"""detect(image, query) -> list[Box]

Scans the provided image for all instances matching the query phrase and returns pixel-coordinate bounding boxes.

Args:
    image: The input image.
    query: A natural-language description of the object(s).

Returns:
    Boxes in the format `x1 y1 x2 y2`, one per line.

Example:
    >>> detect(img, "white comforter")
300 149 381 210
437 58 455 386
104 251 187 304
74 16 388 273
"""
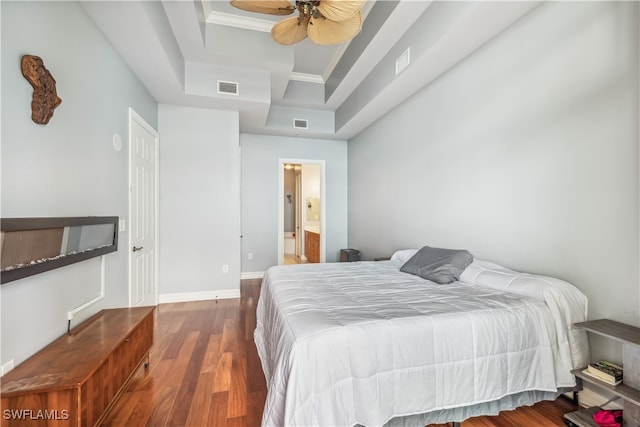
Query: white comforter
254 258 589 427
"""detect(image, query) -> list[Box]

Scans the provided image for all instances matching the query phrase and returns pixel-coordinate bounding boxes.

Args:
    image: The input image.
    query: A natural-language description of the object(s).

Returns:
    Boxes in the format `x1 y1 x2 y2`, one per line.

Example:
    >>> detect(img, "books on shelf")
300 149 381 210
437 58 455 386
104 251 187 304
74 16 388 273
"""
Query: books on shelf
583 360 623 385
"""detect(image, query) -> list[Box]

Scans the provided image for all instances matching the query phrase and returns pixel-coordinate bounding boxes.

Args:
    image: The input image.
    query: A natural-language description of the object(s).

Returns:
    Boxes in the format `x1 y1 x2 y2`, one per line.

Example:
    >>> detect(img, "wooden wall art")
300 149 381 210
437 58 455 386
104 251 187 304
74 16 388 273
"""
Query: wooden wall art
21 55 62 125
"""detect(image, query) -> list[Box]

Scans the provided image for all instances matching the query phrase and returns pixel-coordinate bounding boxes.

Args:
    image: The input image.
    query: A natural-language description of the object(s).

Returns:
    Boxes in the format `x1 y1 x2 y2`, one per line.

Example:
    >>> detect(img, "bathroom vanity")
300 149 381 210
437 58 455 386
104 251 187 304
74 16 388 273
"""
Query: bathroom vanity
304 226 320 263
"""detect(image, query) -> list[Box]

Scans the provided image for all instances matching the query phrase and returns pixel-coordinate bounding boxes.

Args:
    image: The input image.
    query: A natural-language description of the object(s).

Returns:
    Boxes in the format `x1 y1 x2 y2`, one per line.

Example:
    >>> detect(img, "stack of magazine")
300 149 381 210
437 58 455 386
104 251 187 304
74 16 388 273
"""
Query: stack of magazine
582 361 623 385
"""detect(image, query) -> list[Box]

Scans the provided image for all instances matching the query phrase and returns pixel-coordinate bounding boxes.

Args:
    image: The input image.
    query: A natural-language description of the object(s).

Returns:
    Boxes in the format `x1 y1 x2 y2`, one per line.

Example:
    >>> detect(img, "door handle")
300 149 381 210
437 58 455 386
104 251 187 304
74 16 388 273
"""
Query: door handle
132 246 143 252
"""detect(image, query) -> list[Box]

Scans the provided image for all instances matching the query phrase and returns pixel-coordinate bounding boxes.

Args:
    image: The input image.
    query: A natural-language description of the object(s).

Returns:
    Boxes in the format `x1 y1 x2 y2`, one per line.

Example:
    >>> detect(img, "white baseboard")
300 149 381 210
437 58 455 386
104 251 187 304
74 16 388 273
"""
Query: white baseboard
158 289 240 304
241 271 264 280
1 359 15 376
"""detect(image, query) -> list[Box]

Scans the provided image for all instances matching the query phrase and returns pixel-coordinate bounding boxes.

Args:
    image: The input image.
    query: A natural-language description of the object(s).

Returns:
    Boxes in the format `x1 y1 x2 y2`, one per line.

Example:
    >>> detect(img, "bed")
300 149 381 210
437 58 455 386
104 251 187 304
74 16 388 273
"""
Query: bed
254 248 590 426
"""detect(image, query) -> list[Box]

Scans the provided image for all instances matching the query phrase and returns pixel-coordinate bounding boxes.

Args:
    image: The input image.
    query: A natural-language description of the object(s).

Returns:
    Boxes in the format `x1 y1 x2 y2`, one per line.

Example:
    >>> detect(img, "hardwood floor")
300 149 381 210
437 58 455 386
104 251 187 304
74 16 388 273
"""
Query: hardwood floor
102 279 266 426
103 279 579 426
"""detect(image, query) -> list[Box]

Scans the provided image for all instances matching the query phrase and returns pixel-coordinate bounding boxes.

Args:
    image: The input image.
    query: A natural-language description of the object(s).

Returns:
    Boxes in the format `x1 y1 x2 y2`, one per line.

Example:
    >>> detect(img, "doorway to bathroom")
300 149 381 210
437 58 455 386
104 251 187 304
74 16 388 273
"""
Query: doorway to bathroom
278 159 325 265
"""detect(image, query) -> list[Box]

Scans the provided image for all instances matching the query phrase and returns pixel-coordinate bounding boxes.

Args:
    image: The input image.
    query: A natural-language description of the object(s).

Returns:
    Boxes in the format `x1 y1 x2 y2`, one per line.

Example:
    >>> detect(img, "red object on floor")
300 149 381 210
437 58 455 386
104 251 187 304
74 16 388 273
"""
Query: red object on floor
592 409 622 427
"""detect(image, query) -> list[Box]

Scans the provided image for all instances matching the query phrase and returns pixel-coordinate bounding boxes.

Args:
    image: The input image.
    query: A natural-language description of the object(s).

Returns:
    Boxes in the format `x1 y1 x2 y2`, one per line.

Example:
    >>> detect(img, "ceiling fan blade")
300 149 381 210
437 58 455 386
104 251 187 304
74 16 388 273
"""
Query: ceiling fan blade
271 16 310 45
317 0 365 22
230 0 295 16
308 11 361 45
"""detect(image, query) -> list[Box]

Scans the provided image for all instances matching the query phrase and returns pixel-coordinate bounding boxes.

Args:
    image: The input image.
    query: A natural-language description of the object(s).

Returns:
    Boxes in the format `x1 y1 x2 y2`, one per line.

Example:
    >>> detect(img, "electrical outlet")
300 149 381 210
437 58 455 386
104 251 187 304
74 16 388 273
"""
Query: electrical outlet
222 265 229 273
248 253 253 260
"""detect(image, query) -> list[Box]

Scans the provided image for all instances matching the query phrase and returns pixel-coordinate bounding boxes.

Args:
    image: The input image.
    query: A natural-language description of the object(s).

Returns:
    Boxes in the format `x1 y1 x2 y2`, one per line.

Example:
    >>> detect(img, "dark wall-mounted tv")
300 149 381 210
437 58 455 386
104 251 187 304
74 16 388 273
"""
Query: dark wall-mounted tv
1 216 119 284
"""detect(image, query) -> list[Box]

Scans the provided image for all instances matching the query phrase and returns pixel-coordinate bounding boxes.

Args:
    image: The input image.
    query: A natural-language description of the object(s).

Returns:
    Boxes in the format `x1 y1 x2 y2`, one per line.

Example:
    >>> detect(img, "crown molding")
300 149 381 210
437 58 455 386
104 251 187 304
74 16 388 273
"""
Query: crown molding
323 42 350 82
206 11 273 32
290 72 325 84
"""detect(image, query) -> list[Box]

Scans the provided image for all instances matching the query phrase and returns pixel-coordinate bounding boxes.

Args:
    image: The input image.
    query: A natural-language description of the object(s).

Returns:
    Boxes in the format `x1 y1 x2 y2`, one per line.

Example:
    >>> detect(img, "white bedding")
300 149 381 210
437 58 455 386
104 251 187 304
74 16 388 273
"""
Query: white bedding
254 258 589 427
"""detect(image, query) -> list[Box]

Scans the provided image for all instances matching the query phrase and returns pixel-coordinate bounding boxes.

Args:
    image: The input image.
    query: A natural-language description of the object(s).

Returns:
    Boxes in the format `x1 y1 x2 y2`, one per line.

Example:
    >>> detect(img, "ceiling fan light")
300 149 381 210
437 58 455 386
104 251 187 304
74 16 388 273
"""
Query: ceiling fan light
272 16 310 45
308 11 362 45
317 0 365 22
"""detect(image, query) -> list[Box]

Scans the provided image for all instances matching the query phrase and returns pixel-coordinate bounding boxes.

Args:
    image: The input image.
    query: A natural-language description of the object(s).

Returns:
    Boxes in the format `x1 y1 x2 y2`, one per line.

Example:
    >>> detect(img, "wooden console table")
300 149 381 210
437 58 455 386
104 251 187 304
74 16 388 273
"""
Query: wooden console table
1 306 155 427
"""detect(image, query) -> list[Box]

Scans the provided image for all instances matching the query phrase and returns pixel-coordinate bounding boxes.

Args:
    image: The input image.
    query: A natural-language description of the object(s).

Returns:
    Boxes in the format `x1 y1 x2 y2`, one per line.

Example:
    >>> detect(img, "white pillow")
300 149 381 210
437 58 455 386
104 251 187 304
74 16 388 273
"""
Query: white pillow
390 249 418 263
459 259 516 285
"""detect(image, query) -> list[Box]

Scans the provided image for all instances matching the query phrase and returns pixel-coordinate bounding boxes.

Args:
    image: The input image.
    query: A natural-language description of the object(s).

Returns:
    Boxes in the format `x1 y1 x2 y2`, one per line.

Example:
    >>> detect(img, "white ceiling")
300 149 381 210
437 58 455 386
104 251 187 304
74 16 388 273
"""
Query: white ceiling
81 0 541 140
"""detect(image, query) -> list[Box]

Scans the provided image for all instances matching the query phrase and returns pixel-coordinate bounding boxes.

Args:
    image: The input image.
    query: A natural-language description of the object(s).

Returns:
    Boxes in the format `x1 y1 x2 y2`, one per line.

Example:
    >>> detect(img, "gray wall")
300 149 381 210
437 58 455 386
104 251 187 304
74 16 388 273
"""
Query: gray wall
158 105 240 297
1 1 157 366
348 1 639 329
241 134 348 272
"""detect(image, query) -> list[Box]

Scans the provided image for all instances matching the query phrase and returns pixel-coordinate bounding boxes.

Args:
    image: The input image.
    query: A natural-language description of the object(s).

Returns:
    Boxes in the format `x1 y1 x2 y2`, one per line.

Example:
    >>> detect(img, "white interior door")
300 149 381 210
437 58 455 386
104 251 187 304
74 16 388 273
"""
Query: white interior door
129 108 158 307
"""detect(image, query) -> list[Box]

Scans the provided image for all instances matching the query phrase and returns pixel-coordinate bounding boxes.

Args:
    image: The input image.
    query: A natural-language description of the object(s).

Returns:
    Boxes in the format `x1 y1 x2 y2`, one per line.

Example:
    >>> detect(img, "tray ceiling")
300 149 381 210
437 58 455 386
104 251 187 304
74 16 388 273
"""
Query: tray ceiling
81 0 541 140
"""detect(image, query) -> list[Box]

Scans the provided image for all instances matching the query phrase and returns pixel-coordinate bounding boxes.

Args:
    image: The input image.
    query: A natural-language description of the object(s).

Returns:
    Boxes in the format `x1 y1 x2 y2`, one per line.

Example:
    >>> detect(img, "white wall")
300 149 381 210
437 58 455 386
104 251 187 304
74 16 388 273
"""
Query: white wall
1 1 157 366
302 163 321 227
241 134 348 273
348 1 639 333
158 105 240 300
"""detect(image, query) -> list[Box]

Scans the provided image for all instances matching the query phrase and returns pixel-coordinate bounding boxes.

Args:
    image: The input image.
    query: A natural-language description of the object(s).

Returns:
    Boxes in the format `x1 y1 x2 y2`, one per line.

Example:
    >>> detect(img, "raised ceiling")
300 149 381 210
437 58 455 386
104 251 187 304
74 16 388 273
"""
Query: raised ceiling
81 0 541 140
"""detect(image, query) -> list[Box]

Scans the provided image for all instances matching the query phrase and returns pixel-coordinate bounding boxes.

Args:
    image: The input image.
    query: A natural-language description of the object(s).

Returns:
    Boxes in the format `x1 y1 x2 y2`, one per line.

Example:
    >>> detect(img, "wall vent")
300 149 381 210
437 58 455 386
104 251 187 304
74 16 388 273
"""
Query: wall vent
217 80 239 95
395 47 410 76
293 118 308 129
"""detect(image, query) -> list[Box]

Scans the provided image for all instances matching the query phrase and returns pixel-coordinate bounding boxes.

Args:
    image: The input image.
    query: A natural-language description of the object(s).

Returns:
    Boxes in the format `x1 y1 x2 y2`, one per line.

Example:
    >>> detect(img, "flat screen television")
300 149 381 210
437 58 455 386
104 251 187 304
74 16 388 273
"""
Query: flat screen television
0 216 118 284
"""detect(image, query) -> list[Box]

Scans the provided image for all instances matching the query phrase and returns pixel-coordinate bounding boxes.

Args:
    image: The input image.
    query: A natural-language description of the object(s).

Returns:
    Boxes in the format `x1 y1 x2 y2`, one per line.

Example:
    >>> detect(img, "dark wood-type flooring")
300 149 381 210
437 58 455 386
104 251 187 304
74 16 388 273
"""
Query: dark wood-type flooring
102 279 579 426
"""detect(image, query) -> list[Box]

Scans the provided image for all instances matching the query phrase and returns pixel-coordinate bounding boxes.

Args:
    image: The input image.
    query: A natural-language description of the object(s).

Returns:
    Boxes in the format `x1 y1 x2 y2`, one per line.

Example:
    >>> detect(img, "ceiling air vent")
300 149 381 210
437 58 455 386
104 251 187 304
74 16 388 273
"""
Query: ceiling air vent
395 47 410 76
293 118 308 129
217 80 239 96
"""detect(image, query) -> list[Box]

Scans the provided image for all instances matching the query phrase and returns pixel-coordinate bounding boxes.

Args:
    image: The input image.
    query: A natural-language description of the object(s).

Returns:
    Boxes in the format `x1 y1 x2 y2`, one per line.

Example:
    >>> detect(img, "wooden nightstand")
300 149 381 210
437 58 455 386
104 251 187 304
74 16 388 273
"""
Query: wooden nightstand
340 249 360 262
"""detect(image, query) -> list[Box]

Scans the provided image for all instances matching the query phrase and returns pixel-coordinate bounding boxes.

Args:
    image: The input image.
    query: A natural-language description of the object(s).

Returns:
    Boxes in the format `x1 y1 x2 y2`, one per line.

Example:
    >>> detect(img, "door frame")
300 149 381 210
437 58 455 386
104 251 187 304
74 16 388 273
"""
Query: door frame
277 158 326 265
294 173 301 258
128 108 159 307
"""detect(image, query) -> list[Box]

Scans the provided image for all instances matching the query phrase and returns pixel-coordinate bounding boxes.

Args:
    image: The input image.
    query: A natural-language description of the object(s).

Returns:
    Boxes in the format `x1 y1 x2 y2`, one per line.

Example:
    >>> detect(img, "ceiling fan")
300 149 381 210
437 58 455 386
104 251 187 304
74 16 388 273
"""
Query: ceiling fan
230 0 365 46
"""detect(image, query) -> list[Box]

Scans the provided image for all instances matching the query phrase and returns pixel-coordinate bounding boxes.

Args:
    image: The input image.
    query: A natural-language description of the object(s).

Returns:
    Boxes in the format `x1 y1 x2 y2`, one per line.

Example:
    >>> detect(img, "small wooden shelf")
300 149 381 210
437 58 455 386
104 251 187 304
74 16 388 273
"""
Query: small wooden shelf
564 406 600 427
570 319 640 427
572 368 640 406
574 319 640 346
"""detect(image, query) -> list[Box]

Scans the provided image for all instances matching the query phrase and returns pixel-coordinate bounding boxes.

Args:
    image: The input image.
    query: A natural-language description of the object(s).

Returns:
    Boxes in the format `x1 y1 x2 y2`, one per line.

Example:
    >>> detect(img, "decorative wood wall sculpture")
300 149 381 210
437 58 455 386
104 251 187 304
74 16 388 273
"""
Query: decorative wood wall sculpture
21 55 62 124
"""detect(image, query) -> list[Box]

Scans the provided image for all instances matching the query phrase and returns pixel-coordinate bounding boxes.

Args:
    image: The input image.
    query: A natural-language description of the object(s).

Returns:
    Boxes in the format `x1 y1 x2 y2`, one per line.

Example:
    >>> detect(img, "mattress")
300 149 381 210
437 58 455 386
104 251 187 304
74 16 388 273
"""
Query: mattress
254 258 589 427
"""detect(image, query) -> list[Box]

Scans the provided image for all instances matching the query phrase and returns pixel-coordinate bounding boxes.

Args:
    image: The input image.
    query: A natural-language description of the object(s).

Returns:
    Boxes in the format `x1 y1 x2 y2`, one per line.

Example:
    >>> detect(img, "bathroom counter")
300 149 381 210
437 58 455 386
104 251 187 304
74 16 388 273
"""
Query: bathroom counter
304 225 320 234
